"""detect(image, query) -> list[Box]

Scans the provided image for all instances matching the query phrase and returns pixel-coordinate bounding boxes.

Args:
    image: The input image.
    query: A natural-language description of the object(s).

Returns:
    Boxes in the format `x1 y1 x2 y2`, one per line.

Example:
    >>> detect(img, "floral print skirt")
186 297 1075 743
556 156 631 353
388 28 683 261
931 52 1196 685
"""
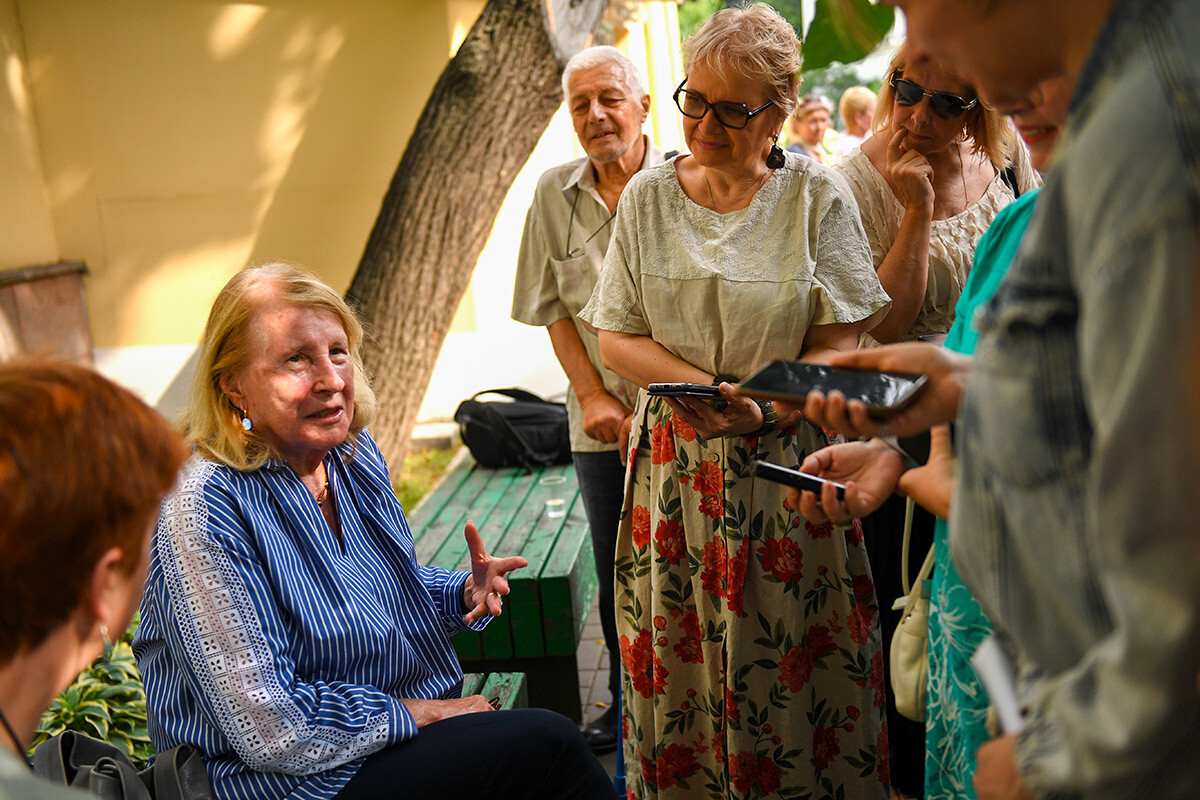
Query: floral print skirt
617 395 891 800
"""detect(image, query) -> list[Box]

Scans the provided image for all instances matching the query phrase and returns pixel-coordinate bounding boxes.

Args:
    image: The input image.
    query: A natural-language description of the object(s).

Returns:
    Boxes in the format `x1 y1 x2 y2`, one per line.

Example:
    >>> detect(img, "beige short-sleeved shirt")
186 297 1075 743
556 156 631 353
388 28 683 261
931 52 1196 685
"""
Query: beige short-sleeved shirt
579 150 889 377
511 142 664 452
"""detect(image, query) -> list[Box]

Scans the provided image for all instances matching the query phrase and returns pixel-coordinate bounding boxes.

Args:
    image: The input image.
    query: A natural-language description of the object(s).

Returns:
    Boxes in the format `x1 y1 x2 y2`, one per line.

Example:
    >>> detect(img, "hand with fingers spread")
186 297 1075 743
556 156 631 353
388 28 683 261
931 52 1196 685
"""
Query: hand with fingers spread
461 521 528 623
788 439 908 524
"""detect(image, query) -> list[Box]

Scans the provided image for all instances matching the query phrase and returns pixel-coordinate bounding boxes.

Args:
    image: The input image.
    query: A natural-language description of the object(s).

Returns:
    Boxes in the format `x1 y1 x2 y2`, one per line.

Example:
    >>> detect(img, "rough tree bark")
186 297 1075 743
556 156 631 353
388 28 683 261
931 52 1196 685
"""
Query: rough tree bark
347 0 606 467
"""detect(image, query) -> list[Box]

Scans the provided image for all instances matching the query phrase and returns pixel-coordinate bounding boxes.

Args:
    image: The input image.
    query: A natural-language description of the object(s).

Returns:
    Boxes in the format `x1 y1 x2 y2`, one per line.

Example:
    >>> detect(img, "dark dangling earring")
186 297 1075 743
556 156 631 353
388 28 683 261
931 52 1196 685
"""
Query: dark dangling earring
766 135 785 169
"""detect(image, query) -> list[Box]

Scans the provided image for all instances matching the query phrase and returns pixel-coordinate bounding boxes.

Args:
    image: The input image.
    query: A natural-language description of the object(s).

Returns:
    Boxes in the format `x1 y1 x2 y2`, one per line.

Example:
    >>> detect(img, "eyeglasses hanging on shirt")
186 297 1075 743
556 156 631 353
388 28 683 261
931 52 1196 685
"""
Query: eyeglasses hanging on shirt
563 187 617 260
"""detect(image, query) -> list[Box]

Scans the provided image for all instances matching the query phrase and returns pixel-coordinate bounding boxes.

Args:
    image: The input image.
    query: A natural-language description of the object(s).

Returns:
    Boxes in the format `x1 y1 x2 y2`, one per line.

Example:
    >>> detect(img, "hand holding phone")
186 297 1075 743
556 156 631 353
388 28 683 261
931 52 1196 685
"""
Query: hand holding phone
753 460 846 500
647 382 722 399
737 360 926 419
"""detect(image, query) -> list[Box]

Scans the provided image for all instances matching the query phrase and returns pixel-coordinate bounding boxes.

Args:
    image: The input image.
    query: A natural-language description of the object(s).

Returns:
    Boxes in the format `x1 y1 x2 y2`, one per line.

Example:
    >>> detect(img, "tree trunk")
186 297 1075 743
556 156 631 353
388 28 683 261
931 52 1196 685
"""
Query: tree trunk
347 0 606 468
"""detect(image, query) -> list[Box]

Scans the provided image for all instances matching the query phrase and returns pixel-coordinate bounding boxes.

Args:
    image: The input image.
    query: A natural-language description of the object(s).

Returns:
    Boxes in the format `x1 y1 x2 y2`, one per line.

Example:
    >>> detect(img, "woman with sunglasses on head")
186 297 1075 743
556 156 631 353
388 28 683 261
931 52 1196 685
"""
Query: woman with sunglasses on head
580 5 891 799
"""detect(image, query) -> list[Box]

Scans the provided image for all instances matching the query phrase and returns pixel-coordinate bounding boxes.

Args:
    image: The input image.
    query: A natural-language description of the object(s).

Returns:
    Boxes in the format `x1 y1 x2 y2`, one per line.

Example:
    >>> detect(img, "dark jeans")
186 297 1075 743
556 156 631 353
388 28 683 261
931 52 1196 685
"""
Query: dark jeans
336 708 612 799
862 492 935 798
571 449 626 699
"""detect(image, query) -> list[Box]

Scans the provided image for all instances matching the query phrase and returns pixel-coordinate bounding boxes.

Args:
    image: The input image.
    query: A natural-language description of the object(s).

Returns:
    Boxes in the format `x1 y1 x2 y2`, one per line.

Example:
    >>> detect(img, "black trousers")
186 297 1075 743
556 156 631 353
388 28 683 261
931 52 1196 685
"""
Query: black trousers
336 709 612 799
862 492 936 798
572 449 627 699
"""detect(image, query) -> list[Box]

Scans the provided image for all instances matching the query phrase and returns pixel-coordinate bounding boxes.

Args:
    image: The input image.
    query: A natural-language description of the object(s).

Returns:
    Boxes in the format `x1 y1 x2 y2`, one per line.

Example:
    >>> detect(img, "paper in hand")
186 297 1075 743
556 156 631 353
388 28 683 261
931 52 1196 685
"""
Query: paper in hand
970 635 1025 734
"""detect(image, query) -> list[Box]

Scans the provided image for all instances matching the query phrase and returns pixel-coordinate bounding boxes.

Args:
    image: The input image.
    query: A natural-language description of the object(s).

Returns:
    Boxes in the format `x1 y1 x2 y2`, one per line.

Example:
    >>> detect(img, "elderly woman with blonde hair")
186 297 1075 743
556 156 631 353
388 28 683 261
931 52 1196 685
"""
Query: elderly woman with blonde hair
581 4 891 799
134 263 611 800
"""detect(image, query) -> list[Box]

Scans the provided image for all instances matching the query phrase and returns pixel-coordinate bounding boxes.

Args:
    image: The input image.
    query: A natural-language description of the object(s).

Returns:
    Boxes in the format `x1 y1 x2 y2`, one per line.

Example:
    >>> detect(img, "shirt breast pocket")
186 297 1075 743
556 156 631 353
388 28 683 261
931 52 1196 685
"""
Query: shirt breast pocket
962 282 1090 488
550 253 599 316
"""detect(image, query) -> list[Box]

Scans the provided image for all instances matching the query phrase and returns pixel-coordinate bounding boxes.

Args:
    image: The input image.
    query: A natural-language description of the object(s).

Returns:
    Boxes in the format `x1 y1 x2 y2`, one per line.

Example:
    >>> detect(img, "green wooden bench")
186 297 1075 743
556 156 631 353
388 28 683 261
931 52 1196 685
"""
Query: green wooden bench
461 671 528 710
408 453 597 723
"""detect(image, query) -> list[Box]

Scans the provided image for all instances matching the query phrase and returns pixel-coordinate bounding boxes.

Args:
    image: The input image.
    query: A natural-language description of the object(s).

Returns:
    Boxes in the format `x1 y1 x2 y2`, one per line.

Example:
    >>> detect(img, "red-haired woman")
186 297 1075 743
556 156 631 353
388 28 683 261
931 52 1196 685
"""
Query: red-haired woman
0 361 189 796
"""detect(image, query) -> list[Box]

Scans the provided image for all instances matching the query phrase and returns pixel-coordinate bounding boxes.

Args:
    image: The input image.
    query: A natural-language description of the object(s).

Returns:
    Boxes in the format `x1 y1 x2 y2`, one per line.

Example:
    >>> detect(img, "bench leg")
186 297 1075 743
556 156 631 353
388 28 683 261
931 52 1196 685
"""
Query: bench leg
460 654 582 724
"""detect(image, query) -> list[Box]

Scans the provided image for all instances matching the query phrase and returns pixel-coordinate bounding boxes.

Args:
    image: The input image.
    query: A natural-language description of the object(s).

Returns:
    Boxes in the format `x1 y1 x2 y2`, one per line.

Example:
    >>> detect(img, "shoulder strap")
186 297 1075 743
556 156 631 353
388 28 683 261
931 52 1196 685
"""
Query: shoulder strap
1001 165 1020 199
470 387 554 405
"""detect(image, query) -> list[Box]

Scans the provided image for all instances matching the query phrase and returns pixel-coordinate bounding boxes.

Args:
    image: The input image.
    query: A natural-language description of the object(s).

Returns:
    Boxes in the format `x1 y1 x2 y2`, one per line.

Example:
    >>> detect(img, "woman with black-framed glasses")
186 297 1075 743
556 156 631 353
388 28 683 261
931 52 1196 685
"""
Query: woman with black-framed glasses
580 5 892 799
832 43 1040 800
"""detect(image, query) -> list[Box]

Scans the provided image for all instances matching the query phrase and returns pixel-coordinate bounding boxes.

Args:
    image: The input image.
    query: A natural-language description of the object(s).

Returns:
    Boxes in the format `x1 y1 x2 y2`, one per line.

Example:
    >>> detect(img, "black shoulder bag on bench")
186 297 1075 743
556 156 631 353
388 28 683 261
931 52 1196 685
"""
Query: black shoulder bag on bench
32 730 214 800
453 388 571 470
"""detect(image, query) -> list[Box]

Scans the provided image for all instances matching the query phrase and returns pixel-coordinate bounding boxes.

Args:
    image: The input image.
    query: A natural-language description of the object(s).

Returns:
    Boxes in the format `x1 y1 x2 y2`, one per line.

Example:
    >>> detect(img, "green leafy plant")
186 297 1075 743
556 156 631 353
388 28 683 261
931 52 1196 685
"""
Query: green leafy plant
30 616 154 769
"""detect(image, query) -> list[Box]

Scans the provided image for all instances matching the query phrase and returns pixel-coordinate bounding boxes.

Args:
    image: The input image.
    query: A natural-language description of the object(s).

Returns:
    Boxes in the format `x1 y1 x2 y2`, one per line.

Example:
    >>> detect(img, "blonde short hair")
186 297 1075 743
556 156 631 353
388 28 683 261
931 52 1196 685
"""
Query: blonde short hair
872 46 1015 169
683 2 801 118
839 86 876 127
180 262 378 470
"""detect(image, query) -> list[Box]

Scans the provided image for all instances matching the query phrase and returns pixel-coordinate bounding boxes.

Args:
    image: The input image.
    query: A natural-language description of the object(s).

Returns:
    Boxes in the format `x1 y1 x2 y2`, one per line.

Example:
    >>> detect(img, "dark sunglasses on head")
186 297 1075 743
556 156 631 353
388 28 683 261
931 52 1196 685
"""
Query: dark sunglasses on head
673 79 774 130
890 71 978 119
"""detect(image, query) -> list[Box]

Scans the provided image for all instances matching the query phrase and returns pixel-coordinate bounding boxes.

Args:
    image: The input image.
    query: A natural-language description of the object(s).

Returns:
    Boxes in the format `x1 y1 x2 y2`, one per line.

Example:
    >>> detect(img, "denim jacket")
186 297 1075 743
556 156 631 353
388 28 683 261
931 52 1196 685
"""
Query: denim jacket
951 0 1200 796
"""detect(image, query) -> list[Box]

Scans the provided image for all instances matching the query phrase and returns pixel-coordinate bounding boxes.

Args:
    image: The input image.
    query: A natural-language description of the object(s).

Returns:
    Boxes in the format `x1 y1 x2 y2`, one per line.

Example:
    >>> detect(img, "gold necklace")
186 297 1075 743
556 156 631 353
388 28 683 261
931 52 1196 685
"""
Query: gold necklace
314 465 330 506
703 167 771 214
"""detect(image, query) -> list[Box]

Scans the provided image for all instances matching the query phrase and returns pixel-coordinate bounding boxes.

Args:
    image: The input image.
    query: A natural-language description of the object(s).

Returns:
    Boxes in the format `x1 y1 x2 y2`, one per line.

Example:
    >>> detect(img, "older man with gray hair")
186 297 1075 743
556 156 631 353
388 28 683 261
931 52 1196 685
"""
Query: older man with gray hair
511 45 664 754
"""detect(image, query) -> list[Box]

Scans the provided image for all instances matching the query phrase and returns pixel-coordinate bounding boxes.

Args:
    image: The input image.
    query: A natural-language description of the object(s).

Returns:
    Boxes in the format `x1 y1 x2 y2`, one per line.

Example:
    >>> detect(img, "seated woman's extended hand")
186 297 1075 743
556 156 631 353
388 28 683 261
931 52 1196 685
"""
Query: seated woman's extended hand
401 695 495 728
787 439 907 524
462 521 529 623
664 382 766 439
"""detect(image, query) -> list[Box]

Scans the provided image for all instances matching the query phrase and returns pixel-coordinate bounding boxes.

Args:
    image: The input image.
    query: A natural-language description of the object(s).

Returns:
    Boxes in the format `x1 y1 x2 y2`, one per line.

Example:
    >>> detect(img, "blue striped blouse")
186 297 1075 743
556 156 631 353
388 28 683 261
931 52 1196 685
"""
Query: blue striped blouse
133 431 485 800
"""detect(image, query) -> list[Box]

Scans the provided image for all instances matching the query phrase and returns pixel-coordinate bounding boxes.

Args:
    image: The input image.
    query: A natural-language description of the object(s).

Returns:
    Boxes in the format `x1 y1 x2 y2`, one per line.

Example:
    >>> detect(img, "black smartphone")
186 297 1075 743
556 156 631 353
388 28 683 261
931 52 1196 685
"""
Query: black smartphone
647 382 722 399
753 460 846 500
737 360 927 418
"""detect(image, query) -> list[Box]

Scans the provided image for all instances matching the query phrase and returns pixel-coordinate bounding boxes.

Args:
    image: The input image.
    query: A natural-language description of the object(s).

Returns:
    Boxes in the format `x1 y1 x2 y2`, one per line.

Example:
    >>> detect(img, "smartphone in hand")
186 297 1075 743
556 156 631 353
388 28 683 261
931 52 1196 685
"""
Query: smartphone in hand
737 360 926 418
647 382 722 399
753 460 846 500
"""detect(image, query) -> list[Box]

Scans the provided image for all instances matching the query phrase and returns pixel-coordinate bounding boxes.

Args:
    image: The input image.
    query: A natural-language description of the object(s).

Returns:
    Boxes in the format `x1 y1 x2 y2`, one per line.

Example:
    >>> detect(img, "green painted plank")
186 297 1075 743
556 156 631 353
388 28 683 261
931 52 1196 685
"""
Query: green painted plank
480 671 528 710
459 672 486 697
404 455 475 545
540 493 597 656
432 467 532 662
412 465 495 567
508 468 581 657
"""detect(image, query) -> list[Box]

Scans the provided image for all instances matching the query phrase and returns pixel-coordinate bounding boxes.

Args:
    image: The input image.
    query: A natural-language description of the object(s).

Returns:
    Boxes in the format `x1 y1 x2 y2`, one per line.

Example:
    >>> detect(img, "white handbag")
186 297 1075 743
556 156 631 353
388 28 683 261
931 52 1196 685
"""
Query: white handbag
890 496 936 722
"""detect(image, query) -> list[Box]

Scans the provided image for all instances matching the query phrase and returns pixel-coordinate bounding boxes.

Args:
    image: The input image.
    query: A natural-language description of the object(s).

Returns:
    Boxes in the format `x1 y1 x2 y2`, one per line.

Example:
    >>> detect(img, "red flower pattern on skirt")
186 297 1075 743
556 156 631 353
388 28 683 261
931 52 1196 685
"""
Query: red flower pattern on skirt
693 459 723 495
654 519 687 564
760 536 804 583
812 725 842 770
671 413 697 442
650 421 676 465
631 505 651 549
730 751 760 795
622 629 668 698
779 644 815 691
700 539 727 597
656 744 701 789
672 609 704 663
698 492 724 519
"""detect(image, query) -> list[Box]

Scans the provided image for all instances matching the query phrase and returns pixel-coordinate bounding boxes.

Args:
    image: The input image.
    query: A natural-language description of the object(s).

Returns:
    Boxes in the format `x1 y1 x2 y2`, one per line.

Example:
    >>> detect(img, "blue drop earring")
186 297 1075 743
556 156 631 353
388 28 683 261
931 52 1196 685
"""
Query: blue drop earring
240 408 253 431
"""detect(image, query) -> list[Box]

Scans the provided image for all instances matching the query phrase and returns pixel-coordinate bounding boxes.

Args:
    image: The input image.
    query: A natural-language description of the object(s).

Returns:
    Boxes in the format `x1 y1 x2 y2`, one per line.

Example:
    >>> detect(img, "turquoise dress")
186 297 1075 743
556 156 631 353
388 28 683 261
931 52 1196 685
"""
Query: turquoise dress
925 189 1042 800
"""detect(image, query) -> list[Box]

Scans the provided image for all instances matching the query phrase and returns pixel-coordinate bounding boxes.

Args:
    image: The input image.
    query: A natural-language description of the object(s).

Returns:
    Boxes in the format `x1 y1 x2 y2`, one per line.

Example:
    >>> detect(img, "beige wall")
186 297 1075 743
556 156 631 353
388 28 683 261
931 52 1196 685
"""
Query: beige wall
10 0 453 350
0 0 681 422
0 0 58 268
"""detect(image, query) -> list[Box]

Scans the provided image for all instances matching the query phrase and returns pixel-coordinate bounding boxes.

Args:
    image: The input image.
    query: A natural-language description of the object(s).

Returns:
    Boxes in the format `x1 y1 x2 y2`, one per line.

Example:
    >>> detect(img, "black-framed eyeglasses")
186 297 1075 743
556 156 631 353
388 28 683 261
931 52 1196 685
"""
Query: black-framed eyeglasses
673 79 774 130
890 71 978 119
